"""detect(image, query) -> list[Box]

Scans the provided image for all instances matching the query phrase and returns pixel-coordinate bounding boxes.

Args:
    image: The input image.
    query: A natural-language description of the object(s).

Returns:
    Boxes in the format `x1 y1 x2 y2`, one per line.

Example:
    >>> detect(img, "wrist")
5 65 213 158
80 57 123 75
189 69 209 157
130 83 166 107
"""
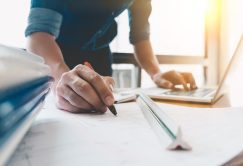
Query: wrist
151 70 162 80
51 63 69 80
53 64 69 83
50 63 69 91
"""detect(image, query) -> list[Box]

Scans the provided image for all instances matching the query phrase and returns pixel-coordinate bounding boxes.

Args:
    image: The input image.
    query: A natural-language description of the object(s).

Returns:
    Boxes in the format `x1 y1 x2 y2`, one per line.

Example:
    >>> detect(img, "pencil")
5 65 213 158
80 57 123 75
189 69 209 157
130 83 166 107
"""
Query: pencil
84 61 117 116
108 105 117 116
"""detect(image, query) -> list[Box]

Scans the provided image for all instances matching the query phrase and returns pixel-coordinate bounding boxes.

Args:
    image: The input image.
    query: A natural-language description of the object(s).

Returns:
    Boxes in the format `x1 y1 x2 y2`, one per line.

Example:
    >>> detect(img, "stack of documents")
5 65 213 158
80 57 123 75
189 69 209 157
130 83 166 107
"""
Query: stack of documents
0 44 53 165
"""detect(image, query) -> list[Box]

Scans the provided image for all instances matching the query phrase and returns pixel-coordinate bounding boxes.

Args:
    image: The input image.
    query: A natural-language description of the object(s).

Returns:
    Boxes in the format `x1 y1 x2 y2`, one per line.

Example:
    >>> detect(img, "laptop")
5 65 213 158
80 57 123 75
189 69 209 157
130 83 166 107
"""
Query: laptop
142 35 243 103
117 35 243 104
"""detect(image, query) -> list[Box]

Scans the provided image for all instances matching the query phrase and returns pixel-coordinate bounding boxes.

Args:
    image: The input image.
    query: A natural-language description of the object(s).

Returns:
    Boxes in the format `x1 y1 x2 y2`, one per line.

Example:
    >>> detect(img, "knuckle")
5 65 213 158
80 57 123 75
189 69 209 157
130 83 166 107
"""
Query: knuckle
61 72 70 81
89 73 102 83
75 64 83 68
166 70 176 77
74 64 86 72
76 81 90 92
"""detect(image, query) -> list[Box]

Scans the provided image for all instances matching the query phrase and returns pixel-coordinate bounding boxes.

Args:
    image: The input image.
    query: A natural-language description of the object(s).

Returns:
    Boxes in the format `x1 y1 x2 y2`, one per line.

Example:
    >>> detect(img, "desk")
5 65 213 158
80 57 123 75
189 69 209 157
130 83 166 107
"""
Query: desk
7 93 243 166
154 92 243 166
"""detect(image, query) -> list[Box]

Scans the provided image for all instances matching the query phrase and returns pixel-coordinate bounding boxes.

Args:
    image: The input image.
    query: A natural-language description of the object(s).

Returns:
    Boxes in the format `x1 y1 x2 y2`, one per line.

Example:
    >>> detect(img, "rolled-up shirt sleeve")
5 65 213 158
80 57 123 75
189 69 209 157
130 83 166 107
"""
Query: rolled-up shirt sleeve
25 8 63 38
128 0 152 44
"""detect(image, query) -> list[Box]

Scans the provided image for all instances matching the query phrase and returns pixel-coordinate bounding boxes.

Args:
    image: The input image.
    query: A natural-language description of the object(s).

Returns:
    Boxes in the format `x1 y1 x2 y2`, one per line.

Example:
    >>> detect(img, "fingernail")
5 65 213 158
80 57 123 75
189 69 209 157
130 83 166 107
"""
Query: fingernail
105 96 114 106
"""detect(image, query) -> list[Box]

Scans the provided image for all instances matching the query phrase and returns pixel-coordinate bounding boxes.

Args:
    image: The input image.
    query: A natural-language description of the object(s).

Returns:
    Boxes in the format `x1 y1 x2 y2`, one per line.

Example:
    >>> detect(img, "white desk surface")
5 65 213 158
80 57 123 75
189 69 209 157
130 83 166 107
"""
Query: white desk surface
7 94 243 166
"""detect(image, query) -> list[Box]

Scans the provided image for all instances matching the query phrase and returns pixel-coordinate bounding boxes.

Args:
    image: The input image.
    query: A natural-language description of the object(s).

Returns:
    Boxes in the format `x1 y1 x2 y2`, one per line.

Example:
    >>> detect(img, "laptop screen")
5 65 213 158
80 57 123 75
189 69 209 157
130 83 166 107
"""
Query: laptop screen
213 35 243 101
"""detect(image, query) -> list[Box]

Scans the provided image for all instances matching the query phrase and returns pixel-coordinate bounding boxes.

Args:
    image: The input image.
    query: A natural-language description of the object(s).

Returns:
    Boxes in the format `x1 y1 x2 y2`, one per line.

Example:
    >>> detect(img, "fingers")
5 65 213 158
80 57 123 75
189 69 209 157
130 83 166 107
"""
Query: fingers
55 64 114 113
153 74 173 89
180 72 197 90
160 80 173 89
161 70 189 90
59 71 108 113
56 84 94 110
154 70 197 91
55 95 81 113
75 65 114 106
180 77 190 91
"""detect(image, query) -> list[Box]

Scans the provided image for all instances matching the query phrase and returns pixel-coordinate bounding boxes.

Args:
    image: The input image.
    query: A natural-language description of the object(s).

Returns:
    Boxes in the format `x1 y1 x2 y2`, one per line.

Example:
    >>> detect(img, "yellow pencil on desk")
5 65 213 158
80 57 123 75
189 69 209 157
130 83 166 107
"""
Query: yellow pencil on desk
84 61 117 116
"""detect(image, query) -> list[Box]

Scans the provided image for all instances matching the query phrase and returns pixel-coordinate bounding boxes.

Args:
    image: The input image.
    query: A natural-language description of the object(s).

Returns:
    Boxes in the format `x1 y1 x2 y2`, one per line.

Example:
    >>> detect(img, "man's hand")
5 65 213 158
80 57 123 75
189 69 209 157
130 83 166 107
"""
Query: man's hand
55 64 115 113
152 70 197 91
133 40 197 91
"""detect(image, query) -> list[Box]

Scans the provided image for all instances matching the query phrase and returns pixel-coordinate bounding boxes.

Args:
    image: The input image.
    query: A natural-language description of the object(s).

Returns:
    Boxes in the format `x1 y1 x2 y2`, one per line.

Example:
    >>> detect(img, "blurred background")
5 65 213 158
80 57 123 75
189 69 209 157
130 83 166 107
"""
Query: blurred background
0 0 242 88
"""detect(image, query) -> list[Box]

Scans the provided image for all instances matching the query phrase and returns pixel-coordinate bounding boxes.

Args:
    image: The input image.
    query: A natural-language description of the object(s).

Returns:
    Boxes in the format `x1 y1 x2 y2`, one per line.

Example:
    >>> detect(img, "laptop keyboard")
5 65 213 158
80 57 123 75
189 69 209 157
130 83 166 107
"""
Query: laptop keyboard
163 88 215 98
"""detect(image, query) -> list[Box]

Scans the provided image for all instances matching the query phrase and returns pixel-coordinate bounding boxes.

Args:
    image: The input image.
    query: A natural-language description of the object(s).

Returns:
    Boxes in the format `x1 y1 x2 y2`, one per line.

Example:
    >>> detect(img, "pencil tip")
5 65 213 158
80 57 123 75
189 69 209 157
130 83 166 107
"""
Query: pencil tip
108 105 117 116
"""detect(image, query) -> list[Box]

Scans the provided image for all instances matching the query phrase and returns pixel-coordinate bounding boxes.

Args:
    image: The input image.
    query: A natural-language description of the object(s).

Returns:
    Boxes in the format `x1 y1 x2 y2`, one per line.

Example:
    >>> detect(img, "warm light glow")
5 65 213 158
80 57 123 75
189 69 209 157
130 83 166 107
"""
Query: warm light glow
205 0 222 25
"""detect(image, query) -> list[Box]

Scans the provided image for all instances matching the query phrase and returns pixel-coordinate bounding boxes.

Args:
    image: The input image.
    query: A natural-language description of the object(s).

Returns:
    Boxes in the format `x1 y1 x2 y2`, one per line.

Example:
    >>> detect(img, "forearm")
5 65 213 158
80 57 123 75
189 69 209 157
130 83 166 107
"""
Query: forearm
26 32 69 80
133 40 160 77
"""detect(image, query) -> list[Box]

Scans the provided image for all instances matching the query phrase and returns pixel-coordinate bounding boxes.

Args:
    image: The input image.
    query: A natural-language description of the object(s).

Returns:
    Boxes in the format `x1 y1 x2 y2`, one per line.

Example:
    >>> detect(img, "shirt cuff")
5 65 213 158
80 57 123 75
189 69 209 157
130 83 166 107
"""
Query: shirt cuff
25 8 63 38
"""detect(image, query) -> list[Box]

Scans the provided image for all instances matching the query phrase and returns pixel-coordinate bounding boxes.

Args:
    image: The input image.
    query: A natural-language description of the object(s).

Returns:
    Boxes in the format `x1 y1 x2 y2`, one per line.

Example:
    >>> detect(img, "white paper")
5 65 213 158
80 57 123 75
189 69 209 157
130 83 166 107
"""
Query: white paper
7 95 166 166
155 103 243 165
7 94 243 166
113 93 137 103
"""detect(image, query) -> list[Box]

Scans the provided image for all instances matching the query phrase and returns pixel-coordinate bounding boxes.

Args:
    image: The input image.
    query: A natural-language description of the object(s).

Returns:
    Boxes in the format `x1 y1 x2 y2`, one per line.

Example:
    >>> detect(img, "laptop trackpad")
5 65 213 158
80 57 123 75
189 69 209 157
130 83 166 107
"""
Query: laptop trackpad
163 88 215 98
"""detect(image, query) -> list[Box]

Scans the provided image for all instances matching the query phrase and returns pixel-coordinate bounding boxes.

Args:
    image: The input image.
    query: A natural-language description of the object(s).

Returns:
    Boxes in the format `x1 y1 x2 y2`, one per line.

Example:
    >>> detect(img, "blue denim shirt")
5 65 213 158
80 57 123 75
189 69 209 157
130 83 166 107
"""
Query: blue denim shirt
25 0 152 51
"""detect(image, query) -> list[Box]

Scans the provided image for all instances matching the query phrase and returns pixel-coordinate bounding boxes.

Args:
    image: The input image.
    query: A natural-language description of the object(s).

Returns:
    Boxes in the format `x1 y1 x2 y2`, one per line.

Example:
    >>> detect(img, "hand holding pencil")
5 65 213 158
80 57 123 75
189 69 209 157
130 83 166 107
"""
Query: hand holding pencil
84 62 117 116
55 62 116 115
